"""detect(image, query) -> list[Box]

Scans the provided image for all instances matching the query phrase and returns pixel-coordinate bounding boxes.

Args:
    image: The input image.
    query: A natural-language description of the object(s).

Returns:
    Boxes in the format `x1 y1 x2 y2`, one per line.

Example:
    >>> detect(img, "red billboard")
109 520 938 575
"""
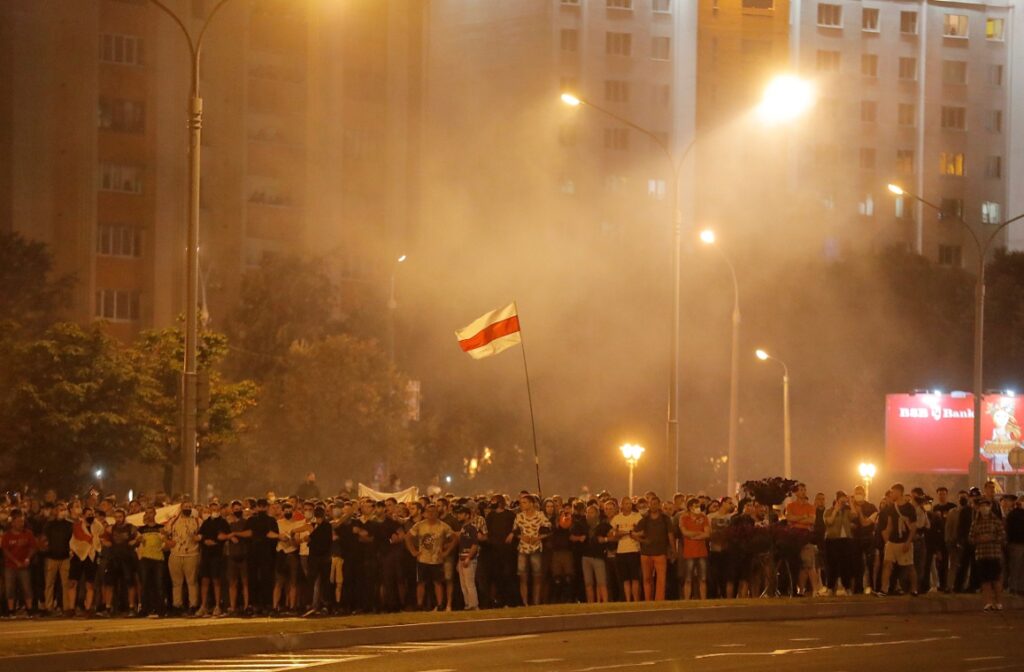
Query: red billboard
886 393 1023 474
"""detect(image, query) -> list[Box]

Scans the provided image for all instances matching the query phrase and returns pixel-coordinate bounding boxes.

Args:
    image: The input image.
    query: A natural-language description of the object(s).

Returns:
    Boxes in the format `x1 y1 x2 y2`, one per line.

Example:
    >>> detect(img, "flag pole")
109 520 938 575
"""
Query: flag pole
517 316 543 498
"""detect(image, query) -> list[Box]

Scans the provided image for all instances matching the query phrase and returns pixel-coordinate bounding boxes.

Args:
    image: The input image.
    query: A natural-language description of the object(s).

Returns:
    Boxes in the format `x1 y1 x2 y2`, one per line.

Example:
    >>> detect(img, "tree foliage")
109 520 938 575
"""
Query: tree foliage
0 230 74 335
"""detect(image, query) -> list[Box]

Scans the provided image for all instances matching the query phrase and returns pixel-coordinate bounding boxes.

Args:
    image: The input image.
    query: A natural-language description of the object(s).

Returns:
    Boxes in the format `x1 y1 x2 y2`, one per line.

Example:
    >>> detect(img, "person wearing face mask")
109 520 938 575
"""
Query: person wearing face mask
970 497 1007 611
196 501 231 617
300 505 333 617
137 506 169 618
101 508 140 616
850 485 878 594
273 503 303 615
41 503 74 614
167 500 201 615
68 505 104 616
708 498 736 599
224 501 251 616
579 504 612 603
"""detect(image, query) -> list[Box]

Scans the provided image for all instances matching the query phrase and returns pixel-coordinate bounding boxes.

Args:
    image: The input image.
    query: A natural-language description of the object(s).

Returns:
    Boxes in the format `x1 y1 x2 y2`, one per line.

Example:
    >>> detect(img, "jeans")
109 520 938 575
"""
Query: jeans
824 538 856 591
168 554 199 609
139 558 165 615
305 554 331 610
457 558 478 609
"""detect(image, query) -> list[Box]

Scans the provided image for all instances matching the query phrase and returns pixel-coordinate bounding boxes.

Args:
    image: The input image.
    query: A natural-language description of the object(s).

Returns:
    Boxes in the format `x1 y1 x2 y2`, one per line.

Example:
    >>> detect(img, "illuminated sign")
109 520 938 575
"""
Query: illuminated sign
885 393 1022 474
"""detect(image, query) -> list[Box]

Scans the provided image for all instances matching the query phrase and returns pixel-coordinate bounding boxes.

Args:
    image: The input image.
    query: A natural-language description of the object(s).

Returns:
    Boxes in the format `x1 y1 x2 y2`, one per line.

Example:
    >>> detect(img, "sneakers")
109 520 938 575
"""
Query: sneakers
995 603 1004 611
212 607 224 618
875 591 888 597
984 603 996 611
194 607 209 618
835 587 848 596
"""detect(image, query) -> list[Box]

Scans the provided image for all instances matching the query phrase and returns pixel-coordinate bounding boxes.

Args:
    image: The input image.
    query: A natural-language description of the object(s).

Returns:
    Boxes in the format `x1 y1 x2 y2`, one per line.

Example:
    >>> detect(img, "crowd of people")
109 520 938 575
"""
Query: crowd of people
1 473 1023 619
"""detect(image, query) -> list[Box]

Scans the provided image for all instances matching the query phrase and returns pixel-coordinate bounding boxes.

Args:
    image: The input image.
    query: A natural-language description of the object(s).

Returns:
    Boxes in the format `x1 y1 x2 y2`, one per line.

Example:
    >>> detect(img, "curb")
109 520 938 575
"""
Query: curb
6 595 1019 672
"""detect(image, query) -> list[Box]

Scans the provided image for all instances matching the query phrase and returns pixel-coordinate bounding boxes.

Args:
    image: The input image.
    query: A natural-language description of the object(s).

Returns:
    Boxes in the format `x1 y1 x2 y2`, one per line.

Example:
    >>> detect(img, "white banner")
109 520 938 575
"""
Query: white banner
124 503 181 528
357 484 419 503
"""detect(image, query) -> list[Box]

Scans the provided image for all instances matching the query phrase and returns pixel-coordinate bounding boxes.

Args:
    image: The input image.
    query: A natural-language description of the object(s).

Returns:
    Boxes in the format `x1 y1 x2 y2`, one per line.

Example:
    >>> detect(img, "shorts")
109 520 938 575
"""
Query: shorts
974 557 1002 584
104 554 138 585
517 551 543 577
69 556 97 583
200 553 224 580
615 552 642 582
416 562 444 584
581 556 607 589
680 556 708 582
884 541 914 567
275 552 300 584
800 543 818 570
227 557 248 583
550 550 575 578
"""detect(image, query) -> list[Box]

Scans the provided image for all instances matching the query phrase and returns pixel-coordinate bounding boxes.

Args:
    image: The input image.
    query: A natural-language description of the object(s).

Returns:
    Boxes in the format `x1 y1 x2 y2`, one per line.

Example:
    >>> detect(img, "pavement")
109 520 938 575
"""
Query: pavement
2 594 1020 672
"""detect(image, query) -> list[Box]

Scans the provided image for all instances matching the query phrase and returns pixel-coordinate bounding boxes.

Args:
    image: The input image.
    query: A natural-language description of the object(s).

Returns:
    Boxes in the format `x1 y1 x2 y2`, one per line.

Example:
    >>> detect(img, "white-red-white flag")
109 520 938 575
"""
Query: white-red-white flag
455 302 521 360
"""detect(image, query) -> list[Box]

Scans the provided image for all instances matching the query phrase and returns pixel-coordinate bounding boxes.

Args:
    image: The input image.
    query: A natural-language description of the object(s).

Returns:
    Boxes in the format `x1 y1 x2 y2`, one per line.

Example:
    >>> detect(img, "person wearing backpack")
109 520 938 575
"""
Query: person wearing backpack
877 483 918 596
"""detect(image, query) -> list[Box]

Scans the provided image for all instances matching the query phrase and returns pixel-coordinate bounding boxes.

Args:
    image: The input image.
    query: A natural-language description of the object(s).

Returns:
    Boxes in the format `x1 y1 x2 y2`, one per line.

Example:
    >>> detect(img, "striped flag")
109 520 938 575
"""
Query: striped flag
455 302 521 360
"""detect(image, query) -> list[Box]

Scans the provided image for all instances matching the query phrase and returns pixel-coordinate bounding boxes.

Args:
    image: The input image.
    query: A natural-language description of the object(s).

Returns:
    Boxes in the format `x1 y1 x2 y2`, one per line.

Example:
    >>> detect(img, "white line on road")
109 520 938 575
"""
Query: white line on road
965 657 1007 662
525 659 565 664
624 649 659 653
694 635 960 659
968 666 1021 672
571 660 676 672
414 669 456 672
713 644 746 648
789 637 820 641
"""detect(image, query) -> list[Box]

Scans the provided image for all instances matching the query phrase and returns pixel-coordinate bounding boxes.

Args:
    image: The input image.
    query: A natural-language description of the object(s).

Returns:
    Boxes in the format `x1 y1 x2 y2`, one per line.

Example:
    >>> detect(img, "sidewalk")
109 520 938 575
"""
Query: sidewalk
3 594 1019 672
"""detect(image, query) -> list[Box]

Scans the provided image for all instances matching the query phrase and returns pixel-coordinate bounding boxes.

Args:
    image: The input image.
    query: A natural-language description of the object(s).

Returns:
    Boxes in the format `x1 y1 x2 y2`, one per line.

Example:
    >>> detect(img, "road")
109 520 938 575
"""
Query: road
75 611 1023 672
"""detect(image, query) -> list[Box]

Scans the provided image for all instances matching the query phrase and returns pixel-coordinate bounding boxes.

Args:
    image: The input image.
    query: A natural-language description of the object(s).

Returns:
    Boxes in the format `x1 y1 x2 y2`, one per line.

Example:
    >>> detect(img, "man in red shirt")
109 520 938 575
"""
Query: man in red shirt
785 483 822 596
2 510 38 615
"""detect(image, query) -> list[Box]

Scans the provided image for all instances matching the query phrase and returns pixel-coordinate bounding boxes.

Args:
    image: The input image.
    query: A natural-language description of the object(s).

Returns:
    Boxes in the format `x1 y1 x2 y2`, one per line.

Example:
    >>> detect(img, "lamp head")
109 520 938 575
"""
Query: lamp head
397 254 407 263
699 229 716 245
755 349 769 361
887 184 904 196
757 75 815 124
560 93 581 107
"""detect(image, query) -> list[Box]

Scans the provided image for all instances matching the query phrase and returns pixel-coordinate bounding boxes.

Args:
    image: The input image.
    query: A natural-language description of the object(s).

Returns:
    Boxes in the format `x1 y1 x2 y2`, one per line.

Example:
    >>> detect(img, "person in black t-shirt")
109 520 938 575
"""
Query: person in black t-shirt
197 501 231 616
224 501 250 615
878 484 919 596
484 495 517 607
244 499 279 614
41 503 74 613
301 506 333 616
376 511 406 612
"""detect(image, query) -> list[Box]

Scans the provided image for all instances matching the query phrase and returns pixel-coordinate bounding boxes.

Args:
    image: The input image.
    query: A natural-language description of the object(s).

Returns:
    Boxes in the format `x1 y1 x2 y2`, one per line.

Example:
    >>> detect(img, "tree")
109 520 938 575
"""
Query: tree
130 326 259 493
0 322 146 493
0 230 74 335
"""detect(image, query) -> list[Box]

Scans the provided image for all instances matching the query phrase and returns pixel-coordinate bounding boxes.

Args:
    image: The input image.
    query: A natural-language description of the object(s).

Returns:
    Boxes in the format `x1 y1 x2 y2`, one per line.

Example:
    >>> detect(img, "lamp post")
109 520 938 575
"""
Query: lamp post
756 349 791 479
699 229 741 494
887 184 1024 486
387 254 407 364
858 462 877 501
146 0 240 500
620 443 645 499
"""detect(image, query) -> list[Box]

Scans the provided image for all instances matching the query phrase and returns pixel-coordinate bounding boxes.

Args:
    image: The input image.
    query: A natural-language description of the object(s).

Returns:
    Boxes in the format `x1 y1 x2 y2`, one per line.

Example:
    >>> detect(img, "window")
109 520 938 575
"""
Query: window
647 179 666 200
606 32 632 56
861 100 877 123
560 29 578 53
898 103 916 126
99 163 143 194
939 152 965 176
742 0 774 8
986 110 1003 133
654 84 671 106
606 0 632 8
96 224 142 257
894 195 910 219
860 147 876 170
653 0 671 13
941 106 966 130
986 18 1004 41
97 98 145 133
99 34 145 66
861 54 878 78
982 201 1002 224
896 149 915 174
943 14 969 38
938 245 962 267
989 65 1004 86
603 128 629 150
986 155 1003 179
94 289 140 321
604 80 630 103
940 198 964 220
859 194 875 216
942 60 967 85
862 7 879 32
898 57 917 81
900 11 918 35
651 36 671 61
817 3 842 27
816 50 840 72
604 175 628 193
560 0 580 5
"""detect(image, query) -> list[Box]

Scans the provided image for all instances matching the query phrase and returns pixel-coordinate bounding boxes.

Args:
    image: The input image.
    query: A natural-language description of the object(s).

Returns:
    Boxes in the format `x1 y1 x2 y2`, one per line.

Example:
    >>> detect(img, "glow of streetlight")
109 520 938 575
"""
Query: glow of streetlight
858 462 877 480
620 443 645 463
887 183 905 196
699 229 716 245
755 349 769 361
757 75 815 124
397 254 407 263
95 468 104 479
560 92 581 107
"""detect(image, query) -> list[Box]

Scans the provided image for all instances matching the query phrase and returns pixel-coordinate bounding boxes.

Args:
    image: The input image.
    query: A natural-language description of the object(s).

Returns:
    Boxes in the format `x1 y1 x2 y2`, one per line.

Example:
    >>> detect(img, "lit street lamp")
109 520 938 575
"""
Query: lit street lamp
699 229 741 494
887 183 1024 486
858 462 877 501
756 348 791 479
620 443 645 499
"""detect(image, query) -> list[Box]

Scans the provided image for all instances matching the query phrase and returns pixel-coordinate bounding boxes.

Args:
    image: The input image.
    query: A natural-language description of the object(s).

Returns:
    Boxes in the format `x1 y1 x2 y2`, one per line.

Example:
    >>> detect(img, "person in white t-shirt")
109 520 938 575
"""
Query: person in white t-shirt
610 497 643 601
273 503 303 613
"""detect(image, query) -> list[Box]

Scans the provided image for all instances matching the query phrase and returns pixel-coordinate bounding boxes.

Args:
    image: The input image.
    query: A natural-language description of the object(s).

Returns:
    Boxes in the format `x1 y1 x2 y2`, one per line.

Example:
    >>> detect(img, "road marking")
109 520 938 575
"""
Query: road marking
789 637 820 641
625 649 659 653
695 635 960 659
714 644 746 648
525 659 565 664
571 660 676 672
864 632 887 636
968 666 1020 672
965 657 1006 662
415 669 456 672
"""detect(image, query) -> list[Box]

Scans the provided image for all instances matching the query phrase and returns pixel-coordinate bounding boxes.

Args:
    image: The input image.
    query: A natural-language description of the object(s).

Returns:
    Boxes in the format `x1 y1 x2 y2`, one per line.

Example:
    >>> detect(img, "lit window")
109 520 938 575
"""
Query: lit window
862 8 879 32
651 36 671 61
942 60 967 85
900 11 917 35
898 103 915 126
986 18 1004 41
647 179 666 200
986 156 1003 179
940 106 966 130
817 3 842 27
861 100 877 123
982 201 1002 224
861 54 878 78
606 32 632 56
894 195 909 219
816 50 840 72
898 57 917 81
939 152 965 176
943 14 969 38
858 194 875 216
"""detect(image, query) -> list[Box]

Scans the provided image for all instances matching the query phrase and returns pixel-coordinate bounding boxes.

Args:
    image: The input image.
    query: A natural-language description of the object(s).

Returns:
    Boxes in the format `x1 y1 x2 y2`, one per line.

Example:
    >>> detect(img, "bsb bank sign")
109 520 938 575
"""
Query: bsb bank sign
886 393 1021 474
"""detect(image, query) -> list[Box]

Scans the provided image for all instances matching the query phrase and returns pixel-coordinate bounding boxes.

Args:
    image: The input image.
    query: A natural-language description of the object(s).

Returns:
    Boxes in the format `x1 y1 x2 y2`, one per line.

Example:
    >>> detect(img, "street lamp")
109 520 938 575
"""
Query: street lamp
858 462 877 501
699 228 741 494
756 348 792 479
887 183 1024 486
388 254 407 363
757 75 816 125
620 443 645 498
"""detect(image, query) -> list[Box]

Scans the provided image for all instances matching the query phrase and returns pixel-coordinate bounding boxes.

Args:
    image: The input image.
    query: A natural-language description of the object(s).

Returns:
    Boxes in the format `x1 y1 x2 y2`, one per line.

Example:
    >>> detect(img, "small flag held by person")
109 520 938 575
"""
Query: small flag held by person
455 302 521 359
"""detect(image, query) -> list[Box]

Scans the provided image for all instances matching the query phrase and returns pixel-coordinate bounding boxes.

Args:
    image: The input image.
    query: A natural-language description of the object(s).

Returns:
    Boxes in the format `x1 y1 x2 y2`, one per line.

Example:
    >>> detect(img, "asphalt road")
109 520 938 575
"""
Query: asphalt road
76 611 1023 672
